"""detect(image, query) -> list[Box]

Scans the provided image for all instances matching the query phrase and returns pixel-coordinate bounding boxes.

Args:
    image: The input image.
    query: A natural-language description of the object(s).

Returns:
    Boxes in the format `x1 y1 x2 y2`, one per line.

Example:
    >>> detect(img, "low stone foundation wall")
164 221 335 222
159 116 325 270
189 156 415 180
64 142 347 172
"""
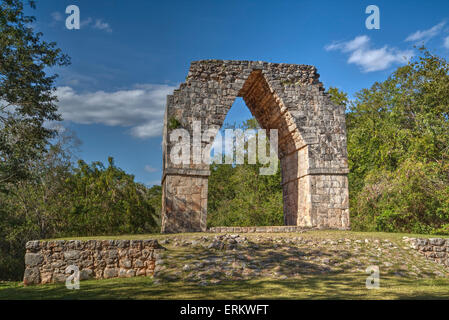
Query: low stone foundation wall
207 226 314 233
403 237 449 267
23 239 163 285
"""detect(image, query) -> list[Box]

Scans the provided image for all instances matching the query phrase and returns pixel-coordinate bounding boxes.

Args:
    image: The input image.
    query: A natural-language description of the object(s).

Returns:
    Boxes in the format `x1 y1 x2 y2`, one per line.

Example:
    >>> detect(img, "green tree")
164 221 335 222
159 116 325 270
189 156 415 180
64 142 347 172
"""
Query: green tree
0 0 70 188
207 118 283 227
0 146 160 280
63 157 159 236
346 48 449 233
327 86 349 107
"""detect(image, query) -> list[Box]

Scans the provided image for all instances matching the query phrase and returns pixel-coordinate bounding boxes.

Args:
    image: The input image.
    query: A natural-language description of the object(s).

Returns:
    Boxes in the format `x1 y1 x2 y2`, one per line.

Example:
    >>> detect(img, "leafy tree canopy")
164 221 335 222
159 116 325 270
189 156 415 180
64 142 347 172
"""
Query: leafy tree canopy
0 0 70 187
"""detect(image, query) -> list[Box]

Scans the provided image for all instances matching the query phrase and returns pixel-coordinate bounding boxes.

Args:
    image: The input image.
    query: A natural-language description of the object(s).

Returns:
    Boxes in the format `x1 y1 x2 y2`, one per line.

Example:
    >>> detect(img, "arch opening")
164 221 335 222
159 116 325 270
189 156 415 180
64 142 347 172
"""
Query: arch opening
206 97 284 228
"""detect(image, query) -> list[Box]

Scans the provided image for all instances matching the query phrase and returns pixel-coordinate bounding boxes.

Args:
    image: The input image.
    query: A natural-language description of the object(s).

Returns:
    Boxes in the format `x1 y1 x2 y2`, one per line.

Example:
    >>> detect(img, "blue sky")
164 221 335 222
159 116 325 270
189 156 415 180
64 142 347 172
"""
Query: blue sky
27 0 449 186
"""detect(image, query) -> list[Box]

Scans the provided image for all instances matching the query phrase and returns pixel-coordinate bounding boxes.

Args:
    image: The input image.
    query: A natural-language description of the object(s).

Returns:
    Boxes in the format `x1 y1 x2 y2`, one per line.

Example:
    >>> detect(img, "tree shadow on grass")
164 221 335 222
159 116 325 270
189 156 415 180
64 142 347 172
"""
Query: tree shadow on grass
2 239 449 300
2 273 449 300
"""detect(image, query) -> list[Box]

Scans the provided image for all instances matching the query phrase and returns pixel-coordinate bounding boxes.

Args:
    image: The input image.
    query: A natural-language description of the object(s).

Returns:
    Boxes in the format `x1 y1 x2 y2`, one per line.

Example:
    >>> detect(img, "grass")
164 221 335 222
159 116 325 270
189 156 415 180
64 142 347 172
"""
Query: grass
2 230 449 300
1 274 449 300
46 230 449 241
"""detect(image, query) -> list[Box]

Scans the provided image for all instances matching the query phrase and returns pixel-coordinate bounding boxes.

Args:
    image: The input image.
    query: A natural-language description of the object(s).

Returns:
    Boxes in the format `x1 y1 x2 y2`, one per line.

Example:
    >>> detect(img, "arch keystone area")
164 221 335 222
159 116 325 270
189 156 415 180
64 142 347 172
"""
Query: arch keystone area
161 60 350 233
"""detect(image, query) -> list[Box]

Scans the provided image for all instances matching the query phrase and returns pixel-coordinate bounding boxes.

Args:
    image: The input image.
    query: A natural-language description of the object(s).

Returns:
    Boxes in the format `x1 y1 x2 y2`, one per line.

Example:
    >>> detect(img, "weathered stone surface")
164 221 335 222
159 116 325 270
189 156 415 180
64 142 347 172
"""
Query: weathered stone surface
23 267 40 285
161 60 350 233
103 267 118 279
24 253 43 267
152 234 449 284
23 240 162 285
208 226 311 233
404 237 449 267
63 250 80 261
80 268 93 280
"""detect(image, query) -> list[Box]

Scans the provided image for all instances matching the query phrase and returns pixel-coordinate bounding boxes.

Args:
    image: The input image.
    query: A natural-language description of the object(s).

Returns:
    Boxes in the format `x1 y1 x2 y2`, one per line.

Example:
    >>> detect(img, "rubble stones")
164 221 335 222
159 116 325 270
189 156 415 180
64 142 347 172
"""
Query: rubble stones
403 237 449 267
153 234 449 285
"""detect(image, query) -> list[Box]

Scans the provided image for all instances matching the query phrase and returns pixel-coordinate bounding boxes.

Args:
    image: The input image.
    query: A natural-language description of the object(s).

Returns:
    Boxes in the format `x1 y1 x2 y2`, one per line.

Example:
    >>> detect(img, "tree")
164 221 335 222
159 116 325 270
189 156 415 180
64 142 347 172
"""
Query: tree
207 118 283 227
0 0 70 188
344 48 449 234
0 130 77 280
327 86 349 107
0 144 161 280
64 157 159 236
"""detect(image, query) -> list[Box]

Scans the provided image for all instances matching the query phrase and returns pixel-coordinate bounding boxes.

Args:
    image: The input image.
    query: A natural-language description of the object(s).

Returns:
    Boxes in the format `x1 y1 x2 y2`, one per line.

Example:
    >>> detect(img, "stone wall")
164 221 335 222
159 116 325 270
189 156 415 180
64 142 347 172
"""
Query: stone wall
161 60 350 233
23 239 163 285
403 237 449 267
208 226 312 233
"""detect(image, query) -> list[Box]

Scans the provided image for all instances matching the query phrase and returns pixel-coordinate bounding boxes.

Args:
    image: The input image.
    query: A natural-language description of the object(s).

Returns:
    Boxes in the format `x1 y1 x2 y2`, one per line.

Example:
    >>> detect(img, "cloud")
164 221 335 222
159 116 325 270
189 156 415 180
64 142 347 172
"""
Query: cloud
444 36 449 49
130 120 166 138
80 17 93 28
50 12 112 33
144 165 159 173
44 121 66 134
51 11 63 22
80 18 112 32
56 84 176 138
326 35 413 72
405 21 446 42
58 70 99 88
93 19 112 33
325 35 370 52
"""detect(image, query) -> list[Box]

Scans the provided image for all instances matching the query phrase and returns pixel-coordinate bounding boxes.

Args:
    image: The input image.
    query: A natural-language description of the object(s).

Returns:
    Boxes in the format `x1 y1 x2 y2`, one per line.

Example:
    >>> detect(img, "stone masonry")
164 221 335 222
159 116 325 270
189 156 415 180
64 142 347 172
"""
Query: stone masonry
23 239 163 285
208 226 311 233
403 237 449 267
161 60 350 233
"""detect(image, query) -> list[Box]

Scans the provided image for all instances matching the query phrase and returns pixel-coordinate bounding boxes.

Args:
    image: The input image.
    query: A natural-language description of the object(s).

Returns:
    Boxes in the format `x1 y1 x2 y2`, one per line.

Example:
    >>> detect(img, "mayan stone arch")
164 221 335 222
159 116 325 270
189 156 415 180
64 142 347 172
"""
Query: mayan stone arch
161 60 350 233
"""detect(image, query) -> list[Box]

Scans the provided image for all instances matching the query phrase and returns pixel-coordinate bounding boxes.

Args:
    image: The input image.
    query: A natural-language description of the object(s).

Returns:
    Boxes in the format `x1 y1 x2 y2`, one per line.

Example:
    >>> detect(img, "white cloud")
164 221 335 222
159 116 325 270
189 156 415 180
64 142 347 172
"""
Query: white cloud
325 35 370 52
51 11 63 22
444 36 449 49
56 84 176 138
144 165 159 173
130 120 166 138
44 121 66 134
93 19 112 33
326 36 413 72
81 17 93 28
406 21 446 42
81 18 111 32
50 12 111 33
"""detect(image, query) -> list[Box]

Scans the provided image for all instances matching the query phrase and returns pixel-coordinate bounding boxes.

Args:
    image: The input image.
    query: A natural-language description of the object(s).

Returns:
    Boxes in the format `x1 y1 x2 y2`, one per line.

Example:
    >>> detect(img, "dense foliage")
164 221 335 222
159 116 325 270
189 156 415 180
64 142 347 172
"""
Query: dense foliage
0 133 161 280
334 48 449 234
208 163 283 227
0 1 160 280
0 0 70 189
207 119 283 227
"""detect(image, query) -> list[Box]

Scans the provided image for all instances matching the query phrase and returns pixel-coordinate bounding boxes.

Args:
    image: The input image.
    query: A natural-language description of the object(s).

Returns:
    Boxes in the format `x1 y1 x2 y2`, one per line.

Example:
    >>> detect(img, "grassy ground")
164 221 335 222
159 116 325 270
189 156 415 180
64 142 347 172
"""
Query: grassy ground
1 230 449 300
2 274 449 300
46 230 449 241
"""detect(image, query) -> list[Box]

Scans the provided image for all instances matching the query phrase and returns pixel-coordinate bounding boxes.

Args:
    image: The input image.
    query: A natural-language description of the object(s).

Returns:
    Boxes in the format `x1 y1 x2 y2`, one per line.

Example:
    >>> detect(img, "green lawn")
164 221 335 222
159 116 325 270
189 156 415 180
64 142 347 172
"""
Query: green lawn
1 274 449 300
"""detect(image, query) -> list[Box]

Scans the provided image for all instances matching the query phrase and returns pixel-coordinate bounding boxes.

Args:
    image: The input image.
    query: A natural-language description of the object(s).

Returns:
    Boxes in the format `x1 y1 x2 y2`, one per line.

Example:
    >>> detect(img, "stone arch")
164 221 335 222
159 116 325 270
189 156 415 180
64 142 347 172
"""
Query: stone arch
161 60 350 233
